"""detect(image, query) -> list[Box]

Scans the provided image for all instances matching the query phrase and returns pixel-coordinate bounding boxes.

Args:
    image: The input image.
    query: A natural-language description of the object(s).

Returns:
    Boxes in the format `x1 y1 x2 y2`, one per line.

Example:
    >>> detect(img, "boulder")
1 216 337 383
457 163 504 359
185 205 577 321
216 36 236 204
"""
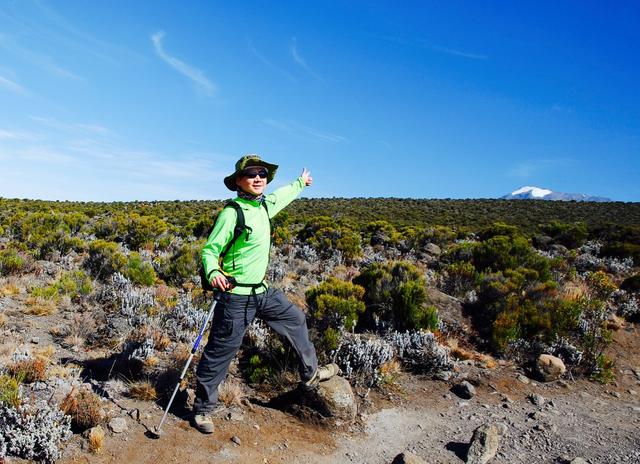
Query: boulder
108 417 128 433
466 423 500 464
452 381 476 400
536 354 566 382
392 451 428 464
315 376 357 422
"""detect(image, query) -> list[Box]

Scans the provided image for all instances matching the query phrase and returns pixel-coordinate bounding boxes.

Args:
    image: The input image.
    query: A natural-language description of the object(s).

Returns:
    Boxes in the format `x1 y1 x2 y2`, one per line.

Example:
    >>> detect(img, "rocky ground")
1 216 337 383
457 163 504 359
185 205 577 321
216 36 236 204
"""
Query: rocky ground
2 321 637 464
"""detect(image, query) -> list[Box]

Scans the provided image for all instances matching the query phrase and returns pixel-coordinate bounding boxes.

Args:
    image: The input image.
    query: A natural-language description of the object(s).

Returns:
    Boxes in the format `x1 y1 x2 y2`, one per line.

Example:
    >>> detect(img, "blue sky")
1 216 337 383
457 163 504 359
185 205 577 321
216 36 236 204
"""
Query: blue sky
1 1 638 201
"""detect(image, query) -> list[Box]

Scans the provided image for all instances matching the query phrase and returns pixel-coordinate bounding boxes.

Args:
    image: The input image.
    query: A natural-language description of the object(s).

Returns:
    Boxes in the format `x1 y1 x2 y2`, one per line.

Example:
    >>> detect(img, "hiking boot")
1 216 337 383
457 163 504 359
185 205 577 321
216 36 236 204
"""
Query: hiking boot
303 363 341 389
191 413 214 434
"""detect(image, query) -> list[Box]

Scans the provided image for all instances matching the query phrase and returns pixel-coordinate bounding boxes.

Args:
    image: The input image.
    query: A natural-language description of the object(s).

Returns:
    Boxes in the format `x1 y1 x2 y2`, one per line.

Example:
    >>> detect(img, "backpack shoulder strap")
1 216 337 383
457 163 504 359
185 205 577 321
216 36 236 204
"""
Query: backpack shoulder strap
220 201 249 261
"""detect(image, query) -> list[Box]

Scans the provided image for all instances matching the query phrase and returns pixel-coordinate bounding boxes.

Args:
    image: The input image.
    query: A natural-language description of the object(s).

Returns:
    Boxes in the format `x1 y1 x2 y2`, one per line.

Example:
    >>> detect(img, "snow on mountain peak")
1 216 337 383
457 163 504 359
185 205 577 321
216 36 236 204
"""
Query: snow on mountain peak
511 186 553 198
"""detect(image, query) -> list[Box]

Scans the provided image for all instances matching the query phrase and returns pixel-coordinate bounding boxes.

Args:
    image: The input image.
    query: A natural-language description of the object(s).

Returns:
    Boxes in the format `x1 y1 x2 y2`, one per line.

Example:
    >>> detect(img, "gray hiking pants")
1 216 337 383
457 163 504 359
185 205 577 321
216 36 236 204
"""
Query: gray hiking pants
193 287 318 414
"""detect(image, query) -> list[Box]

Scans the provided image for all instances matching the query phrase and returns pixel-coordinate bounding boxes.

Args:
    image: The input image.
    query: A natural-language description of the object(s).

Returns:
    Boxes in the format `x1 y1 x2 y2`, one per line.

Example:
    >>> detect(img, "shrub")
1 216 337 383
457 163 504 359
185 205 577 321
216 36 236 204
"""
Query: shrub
7 358 47 383
591 353 615 384
0 400 72 463
126 214 169 250
0 248 27 276
31 270 93 301
158 241 202 286
387 330 452 374
125 252 156 286
246 354 274 384
354 261 432 331
0 373 23 408
60 387 104 432
306 277 366 334
298 216 362 261
441 261 478 298
86 240 127 279
540 221 588 249
335 333 394 387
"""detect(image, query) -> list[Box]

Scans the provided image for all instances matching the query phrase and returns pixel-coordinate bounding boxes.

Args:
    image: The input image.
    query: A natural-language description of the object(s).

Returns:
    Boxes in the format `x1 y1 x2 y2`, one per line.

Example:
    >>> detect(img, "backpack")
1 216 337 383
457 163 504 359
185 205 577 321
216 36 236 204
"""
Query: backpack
199 200 271 292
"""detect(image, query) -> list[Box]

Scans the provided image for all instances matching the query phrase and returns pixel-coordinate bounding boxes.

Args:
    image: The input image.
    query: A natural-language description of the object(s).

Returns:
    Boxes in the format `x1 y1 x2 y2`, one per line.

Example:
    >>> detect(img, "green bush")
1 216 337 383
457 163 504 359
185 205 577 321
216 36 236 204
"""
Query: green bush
158 241 202 286
246 354 274 384
126 214 169 250
31 270 93 301
442 261 478 298
86 240 127 279
600 241 640 265
298 216 362 261
0 248 27 275
473 234 551 280
125 252 156 286
540 221 588 249
354 261 435 331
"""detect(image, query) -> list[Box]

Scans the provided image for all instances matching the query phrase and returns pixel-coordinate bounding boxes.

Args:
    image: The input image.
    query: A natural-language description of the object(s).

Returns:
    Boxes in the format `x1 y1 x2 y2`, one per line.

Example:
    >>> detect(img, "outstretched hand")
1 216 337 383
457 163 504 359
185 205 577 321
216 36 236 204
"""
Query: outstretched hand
301 168 313 187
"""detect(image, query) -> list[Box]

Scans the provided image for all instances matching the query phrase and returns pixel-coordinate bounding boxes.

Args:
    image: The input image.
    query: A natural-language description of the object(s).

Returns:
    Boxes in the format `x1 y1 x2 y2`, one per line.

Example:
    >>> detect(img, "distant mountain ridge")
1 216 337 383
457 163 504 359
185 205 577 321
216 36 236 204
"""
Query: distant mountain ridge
501 186 612 202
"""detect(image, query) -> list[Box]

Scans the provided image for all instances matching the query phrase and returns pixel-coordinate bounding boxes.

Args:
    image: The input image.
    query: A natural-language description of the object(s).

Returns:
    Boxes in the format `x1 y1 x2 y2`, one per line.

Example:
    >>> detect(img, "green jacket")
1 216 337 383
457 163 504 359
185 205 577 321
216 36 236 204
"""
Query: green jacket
202 177 305 295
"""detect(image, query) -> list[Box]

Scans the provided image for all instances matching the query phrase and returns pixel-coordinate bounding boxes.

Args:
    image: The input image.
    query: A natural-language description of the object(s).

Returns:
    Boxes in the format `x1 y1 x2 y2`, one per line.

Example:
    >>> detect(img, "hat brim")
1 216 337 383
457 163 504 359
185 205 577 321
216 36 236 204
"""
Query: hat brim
224 159 279 191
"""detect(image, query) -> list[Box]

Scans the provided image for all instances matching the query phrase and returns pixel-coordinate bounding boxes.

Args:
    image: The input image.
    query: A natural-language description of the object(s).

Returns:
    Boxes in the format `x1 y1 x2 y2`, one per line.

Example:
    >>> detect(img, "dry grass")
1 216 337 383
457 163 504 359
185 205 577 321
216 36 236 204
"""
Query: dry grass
48 363 77 379
7 358 48 383
34 345 56 362
128 380 157 401
143 356 160 369
0 312 6 328
561 279 590 301
88 425 105 454
0 281 20 296
61 387 105 431
218 377 246 407
24 297 57 316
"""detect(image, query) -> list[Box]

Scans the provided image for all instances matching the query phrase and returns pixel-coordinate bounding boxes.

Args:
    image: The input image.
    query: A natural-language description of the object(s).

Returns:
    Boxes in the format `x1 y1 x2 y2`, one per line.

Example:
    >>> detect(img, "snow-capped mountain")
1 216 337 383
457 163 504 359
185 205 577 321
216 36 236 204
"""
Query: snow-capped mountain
501 186 612 202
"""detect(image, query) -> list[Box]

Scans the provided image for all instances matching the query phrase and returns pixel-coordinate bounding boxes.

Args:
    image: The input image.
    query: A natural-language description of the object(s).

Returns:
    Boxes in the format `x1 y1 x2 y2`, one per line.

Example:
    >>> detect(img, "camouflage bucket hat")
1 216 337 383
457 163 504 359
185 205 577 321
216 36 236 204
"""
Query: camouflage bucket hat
224 154 279 191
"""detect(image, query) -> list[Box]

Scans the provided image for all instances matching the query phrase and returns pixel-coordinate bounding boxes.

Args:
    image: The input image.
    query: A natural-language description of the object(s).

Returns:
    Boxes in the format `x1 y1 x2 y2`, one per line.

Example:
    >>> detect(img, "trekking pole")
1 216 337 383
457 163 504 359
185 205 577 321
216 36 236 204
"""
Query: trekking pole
150 278 235 438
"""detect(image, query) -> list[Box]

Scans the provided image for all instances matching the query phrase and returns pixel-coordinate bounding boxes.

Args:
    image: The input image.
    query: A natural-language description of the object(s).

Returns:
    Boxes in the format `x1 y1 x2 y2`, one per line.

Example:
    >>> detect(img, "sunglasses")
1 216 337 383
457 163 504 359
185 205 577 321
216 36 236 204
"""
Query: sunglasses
241 169 268 179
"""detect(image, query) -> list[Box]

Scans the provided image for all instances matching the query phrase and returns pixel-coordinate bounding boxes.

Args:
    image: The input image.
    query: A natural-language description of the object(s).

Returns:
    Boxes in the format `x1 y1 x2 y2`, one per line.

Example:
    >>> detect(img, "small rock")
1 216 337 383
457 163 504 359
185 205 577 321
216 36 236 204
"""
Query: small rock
629 390 637 395
611 391 621 399
231 435 241 445
392 451 427 464
570 458 589 464
434 370 453 381
528 393 545 406
30 337 40 344
606 315 624 331
452 381 476 400
253 424 260 430
517 374 530 384
108 417 128 434
466 423 500 464
536 354 566 382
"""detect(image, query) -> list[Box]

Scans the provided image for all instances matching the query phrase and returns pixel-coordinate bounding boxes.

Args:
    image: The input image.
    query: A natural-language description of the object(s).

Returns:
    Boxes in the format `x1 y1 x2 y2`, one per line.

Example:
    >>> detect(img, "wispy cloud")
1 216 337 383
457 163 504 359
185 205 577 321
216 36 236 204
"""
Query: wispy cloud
0 33 83 81
428 45 487 60
0 74 27 94
381 35 487 60
247 38 297 84
0 116 232 200
0 129 34 140
263 118 345 143
290 37 322 81
151 31 216 96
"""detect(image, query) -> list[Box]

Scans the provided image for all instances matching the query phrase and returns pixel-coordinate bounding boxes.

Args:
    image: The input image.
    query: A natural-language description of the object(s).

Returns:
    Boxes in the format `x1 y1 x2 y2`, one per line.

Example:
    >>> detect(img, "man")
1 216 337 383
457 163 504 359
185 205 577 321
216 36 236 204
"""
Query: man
192 154 340 434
